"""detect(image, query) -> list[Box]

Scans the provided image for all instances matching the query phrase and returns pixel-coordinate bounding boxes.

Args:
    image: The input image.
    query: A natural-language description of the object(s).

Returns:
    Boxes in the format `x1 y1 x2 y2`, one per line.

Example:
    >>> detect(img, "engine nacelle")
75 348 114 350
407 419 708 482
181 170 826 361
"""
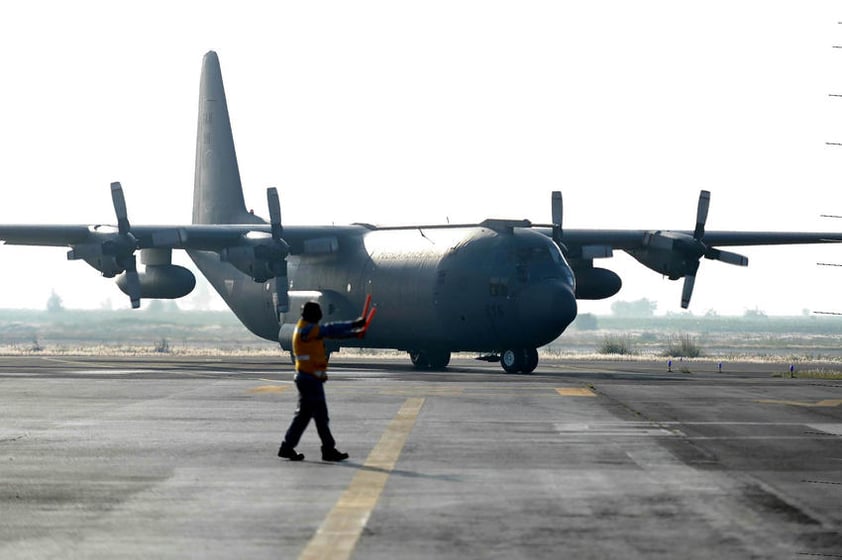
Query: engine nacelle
68 238 129 278
220 242 287 283
79 254 123 278
573 267 622 300
116 264 196 299
626 248 696 280
626 231 704 280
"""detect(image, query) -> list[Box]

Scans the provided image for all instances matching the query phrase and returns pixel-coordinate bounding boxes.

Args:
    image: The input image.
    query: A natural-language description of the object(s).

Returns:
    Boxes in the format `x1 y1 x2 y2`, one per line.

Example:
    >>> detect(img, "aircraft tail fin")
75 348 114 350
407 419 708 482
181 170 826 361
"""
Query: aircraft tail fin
192 51 258 225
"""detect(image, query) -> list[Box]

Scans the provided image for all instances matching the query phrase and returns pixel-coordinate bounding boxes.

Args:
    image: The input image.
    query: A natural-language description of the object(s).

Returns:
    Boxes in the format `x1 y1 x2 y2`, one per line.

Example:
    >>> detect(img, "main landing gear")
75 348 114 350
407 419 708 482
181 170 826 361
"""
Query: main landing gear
409 349 451 370
409 348 539 373
499 348 539 374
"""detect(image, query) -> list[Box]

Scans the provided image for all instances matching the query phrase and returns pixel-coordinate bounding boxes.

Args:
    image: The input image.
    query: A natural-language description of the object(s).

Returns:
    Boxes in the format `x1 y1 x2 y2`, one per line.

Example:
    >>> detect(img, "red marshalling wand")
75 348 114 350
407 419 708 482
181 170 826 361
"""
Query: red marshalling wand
357 294 377 338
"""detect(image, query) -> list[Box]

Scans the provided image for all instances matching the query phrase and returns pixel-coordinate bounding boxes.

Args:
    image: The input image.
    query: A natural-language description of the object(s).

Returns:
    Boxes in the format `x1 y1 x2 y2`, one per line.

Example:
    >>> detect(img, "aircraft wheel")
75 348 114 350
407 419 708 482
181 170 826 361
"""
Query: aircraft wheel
409 351 429 369
426 350 451 370
501 348 524 374
409 350 450 370
522 348 539 374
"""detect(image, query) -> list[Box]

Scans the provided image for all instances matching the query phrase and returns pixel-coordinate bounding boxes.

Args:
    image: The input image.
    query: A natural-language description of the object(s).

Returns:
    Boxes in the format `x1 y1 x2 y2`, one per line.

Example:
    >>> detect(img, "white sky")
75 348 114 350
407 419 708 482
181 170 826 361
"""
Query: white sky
0 1 841 315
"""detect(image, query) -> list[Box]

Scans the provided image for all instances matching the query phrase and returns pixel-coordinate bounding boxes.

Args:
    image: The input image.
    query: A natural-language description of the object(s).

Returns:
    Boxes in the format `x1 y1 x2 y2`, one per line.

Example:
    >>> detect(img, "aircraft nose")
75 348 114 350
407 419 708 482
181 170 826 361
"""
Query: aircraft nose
517 279 578 344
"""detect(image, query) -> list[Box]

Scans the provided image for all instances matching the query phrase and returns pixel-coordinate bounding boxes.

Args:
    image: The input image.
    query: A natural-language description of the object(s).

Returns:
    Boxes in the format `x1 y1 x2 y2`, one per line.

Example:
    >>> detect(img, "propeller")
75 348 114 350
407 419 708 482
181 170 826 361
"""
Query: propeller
109 182 141 309
266 187 289 315
679 190 748 309
551 191 563 236
217 187 289 315
551 190 565 251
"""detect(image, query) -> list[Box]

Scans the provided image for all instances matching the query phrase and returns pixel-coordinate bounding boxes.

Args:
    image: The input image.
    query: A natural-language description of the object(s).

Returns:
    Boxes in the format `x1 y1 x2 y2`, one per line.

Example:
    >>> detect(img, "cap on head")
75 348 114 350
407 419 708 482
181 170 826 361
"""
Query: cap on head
301 301 323 323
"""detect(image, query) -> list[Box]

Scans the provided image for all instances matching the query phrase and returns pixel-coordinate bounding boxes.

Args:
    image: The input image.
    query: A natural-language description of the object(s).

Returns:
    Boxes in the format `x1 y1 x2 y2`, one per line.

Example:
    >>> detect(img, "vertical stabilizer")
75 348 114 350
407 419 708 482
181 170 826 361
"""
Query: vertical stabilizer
192 51 257 225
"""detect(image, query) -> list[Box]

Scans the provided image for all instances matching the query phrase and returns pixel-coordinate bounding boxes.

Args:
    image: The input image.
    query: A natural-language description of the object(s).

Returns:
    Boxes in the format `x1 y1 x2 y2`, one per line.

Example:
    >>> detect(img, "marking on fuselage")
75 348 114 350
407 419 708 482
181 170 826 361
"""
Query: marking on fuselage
298 397 425 560
555 387 596 397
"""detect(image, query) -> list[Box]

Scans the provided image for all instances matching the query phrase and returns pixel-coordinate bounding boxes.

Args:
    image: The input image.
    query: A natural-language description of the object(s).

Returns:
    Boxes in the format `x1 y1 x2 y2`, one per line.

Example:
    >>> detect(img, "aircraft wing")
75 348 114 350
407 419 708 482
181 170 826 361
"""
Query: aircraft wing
0 224 367 253
0 218 370 311
3 185 842 313
554 229 842 250
0 225 94 247
545 227 842 309
523 190 842 308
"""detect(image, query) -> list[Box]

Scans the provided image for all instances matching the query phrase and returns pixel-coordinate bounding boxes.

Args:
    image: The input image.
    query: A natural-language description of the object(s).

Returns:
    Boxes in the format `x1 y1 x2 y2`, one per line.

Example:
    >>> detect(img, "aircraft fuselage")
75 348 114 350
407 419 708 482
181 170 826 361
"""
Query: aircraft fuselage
189 224 578 356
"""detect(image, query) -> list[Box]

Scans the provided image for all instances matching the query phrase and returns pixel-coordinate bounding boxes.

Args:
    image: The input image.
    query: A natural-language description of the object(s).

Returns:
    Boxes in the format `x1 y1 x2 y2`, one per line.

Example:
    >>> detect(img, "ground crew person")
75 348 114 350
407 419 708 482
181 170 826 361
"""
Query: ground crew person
278 301 365 462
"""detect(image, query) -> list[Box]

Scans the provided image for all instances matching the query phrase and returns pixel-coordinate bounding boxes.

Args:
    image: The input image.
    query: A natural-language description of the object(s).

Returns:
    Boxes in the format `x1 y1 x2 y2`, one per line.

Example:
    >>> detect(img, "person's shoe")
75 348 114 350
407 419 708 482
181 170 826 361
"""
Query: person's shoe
321 447 349 462
278 444 304 461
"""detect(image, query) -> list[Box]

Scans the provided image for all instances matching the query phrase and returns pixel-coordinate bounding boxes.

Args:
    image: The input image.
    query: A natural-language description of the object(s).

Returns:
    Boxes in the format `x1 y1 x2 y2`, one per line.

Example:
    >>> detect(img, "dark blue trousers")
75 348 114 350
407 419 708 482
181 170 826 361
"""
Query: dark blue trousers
282 372 336 449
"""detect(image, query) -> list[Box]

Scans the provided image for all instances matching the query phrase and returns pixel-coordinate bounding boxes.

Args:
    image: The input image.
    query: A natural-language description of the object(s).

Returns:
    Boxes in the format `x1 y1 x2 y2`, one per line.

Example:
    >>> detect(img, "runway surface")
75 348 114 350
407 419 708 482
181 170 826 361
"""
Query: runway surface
1 354 840 559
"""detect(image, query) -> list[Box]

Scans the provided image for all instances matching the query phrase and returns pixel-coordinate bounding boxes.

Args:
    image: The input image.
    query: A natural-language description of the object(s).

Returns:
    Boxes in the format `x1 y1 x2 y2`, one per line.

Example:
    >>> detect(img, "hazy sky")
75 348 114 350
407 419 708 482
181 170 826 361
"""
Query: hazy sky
0 1 841 316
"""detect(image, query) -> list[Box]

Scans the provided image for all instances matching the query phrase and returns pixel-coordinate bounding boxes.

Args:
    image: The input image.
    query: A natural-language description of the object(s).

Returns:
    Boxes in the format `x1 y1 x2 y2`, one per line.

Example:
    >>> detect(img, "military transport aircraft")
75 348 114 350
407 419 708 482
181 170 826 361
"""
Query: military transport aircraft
1 51 840 374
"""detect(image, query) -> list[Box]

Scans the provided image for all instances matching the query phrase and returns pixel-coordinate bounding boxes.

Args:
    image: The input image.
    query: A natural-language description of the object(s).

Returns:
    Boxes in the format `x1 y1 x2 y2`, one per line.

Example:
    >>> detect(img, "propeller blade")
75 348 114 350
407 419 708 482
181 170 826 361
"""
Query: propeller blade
706 248 749 266
551 191 563 229
694 190 710 240
265 187 289 315
274 260 289 315
551 190 566 250
111 182 131 235
681 259 700 309
681 273 696 309
123 254 141 309
267 187 283 240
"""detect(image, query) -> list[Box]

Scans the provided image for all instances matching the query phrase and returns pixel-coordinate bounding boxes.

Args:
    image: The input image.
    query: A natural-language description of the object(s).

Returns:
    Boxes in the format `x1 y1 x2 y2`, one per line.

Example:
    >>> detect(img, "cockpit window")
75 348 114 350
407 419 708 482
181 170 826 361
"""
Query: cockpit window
515 245 560 282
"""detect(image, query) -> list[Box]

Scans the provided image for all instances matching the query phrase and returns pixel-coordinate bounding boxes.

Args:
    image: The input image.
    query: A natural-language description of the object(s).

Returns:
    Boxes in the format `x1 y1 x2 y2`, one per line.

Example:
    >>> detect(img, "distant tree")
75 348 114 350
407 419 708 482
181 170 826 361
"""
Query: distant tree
46 290 64 313
611 298 657 318
743 307 767 319
573 313 599 330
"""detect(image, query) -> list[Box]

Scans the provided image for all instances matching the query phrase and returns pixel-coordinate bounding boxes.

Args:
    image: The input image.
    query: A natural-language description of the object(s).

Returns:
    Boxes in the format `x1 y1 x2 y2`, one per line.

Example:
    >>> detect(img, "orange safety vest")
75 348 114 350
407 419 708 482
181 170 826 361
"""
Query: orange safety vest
292 319 329 375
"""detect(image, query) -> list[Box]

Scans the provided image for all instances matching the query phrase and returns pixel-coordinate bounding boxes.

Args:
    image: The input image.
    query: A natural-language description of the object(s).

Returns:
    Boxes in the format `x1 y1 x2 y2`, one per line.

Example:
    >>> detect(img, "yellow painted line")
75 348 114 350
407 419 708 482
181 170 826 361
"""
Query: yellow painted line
756 399 842 408
556 387 597 397
248 385 291 394
298 397 425 560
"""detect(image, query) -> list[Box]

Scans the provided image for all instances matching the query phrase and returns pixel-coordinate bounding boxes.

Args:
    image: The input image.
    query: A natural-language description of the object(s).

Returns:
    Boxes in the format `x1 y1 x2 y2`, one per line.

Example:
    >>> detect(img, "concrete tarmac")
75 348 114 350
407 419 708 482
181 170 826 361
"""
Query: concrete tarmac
1 355 840 559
